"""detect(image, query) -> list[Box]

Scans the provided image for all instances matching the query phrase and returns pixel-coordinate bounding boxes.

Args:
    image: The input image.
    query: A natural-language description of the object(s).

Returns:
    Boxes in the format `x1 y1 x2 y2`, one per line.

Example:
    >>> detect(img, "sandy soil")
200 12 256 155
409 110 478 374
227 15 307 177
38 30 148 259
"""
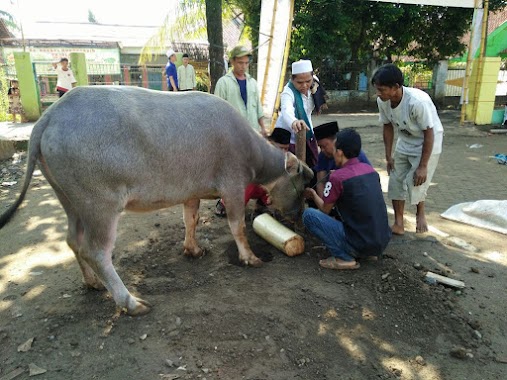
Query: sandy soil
0 111 506 380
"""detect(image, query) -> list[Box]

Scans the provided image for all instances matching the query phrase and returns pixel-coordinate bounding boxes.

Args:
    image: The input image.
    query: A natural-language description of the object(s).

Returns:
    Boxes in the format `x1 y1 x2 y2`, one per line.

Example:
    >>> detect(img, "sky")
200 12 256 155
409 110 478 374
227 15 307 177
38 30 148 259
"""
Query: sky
3 0 179 26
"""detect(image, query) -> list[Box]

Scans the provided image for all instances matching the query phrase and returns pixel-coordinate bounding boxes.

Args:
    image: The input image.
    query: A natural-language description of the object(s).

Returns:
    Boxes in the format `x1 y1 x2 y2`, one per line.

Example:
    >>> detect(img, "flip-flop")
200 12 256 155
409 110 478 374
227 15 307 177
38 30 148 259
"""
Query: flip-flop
319 257 360 270
358 256 380 262
214 199 227 217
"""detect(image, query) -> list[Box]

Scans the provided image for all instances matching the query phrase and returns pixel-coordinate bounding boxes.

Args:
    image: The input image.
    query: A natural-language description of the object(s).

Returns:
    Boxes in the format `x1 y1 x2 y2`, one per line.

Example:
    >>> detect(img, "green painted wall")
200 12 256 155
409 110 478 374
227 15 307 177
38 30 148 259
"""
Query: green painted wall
13 52 41 121
70 52 88 86
485 22 507 58
450 21 507 64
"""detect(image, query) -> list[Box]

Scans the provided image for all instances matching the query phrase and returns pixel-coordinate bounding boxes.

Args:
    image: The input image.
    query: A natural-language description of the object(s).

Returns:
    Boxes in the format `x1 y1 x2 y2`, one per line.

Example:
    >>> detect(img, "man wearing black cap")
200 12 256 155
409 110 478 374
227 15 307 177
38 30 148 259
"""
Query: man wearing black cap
313 121 371 198
267 127 291 152
177 53 196 91
303 128 391 270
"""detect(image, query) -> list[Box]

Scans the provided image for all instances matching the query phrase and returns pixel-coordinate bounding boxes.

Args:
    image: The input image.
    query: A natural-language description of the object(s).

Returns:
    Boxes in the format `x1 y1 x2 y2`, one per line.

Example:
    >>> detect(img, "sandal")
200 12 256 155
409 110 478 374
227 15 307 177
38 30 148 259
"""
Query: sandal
319 257 360 270
215 199 227 217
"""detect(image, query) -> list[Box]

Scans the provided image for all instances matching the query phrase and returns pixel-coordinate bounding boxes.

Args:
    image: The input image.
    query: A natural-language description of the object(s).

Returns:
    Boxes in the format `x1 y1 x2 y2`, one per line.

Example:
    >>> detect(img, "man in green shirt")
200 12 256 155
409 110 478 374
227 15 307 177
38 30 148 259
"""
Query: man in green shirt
214 45 267 136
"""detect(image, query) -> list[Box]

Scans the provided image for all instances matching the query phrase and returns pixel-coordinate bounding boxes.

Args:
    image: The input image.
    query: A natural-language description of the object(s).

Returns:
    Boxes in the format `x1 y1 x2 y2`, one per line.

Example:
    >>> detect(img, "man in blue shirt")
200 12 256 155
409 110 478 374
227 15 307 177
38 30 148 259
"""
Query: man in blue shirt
165 49 179 91
313 121 371 198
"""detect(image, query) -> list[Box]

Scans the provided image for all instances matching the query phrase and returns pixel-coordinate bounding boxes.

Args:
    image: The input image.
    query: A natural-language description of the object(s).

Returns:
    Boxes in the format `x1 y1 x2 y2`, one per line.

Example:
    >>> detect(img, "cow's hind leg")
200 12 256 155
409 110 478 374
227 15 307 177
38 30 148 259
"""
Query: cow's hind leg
183 198 204 257
52 187 104 290
223 193 262 267
67 212 104 290
79 212 151 315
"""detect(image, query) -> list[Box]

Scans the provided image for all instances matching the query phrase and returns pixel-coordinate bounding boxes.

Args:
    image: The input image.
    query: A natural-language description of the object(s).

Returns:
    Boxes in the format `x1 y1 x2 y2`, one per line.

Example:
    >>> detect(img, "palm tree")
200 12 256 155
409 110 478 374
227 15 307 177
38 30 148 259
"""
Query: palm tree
139 1 224 92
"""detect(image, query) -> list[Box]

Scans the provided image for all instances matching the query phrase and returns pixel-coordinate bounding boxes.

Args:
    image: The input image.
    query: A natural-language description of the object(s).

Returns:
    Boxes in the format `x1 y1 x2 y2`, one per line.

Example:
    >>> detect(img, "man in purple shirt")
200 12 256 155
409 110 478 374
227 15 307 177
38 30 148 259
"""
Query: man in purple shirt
313 121 371 198
303 128 391 270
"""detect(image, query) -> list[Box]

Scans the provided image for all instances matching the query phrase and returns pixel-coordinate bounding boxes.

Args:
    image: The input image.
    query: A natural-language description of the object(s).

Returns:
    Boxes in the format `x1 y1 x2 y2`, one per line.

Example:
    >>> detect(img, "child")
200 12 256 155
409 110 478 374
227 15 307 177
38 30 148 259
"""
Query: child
8 79 27 123
52 58 77 97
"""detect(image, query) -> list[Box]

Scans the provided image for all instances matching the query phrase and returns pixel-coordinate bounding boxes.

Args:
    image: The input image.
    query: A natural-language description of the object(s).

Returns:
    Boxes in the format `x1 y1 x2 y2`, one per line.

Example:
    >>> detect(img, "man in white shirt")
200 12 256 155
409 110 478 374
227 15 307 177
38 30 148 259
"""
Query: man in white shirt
372 63 443 235
177 53 196 91
275 59 318 168
52 58 77 97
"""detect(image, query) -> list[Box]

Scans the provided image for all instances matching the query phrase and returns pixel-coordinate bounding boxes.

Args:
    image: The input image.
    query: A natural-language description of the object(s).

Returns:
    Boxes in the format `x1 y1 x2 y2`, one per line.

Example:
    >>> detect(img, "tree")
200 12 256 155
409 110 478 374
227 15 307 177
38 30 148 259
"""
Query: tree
88 10 98 24
291 0 507 70
0 10 19 32
206 0 224 92
139 0 228 91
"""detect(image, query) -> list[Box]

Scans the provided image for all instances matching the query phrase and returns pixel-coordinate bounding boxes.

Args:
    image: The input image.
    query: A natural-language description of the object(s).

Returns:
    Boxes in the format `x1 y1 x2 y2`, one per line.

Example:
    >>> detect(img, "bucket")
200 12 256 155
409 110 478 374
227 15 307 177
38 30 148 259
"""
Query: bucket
491 108 505 124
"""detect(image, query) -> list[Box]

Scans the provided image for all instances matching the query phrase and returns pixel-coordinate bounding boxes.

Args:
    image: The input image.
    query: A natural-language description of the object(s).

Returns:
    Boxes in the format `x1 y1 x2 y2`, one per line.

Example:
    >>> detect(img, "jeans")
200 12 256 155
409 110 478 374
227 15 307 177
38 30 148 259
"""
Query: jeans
302 208 355 262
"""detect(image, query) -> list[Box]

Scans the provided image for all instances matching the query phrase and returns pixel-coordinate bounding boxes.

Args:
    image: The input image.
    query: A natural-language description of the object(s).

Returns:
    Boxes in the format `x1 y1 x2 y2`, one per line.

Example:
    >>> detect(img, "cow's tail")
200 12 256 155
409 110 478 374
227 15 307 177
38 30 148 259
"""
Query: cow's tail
0 114 49 229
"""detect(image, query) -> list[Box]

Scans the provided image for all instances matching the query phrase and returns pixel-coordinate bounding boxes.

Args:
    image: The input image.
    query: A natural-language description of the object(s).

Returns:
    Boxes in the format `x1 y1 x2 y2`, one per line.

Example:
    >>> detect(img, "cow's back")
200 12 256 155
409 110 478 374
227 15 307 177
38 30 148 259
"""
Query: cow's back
37 86 269 206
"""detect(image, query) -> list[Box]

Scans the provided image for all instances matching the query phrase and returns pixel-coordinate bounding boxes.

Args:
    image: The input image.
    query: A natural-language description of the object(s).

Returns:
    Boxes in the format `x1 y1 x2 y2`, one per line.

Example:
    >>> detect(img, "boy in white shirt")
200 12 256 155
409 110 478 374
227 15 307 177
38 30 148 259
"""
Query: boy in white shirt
372 63 443 235
52 58 77 97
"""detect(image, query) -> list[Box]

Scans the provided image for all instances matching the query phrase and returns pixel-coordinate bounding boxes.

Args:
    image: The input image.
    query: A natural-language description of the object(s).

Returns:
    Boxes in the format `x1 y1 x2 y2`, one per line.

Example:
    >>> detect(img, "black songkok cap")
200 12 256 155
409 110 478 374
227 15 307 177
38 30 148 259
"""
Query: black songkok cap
269 128 291 145
313 121 339 141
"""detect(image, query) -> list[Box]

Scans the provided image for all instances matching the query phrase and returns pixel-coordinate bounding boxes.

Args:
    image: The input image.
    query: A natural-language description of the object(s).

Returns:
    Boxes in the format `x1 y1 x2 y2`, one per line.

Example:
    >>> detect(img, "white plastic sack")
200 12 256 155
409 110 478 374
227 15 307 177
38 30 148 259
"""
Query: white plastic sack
441 200 507 235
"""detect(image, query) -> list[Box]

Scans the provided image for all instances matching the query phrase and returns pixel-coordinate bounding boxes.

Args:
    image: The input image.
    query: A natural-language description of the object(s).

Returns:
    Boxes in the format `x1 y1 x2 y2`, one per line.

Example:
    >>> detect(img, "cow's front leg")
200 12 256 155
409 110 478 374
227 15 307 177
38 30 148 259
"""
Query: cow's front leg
183 198 204 257
223 194 263 267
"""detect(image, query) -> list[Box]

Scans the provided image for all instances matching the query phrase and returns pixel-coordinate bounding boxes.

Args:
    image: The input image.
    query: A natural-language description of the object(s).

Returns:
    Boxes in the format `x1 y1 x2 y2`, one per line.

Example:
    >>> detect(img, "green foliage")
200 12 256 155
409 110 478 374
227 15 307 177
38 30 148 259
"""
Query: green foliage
88 10 98 24
291 0 349 64
226 0 261 49
0 67 9 122
0 10 19 32
195 70 210 92
397 62 433 89
290 0 507 70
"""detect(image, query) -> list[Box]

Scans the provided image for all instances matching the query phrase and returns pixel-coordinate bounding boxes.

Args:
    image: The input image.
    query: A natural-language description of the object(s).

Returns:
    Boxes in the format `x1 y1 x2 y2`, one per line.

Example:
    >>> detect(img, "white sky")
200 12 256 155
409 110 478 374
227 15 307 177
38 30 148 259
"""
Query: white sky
3 0 178 26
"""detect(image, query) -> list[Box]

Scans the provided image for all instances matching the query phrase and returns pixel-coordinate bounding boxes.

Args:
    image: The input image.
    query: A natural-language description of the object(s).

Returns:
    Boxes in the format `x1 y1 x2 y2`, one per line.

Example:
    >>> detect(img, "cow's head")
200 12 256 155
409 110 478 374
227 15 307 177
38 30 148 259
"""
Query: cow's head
264 152 314 219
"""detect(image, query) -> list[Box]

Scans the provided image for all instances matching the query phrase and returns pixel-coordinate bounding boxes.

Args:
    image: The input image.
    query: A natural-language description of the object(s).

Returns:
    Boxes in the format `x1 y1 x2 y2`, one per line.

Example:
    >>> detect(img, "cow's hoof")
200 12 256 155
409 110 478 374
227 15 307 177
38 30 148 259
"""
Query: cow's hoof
83 278 106 291
245 256 263 268
184 246 204 258
127 297 152 316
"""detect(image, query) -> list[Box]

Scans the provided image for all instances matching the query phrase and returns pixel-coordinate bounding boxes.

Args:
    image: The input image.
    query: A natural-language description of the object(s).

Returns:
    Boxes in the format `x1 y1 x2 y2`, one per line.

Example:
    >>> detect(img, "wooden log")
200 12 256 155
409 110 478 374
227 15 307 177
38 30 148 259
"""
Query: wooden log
425 271 465 289
295 128 306 163
295 128 307 229
252 213 305 256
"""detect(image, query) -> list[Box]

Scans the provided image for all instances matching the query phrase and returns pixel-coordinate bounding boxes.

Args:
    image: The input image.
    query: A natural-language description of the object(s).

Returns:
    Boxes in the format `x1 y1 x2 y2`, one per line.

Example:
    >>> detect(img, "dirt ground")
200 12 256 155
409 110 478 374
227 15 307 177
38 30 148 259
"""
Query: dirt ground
0 110 506 380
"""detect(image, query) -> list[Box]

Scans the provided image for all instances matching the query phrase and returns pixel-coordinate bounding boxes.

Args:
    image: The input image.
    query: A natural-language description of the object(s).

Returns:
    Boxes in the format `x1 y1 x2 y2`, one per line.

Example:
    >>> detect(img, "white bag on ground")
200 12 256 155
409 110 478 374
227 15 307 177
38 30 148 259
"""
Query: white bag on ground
441 200 507 235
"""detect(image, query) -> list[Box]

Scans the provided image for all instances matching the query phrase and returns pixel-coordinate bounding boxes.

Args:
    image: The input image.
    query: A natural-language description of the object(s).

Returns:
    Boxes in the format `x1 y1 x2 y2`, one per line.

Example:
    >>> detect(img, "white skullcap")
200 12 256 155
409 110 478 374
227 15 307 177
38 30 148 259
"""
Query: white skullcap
291 60 313 75
166 49 176 58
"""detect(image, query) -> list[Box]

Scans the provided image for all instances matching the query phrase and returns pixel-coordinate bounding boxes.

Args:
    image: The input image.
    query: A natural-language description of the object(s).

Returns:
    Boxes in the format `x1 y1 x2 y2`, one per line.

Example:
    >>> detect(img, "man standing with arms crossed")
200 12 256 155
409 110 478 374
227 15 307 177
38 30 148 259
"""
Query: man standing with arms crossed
214 45 267 136
372 63 443 235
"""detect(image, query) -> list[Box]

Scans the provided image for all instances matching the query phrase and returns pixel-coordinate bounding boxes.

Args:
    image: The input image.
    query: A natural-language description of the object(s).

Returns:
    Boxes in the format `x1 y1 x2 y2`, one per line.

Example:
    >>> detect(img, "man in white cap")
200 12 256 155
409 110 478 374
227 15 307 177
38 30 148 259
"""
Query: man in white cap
214 45 266 136
165 49 178 91
275 59 319 167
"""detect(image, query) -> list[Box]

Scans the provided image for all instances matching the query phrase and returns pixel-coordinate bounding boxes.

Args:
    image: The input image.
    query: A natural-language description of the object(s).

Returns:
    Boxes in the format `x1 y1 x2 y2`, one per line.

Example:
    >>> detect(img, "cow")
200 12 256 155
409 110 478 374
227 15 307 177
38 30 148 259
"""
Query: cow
0 86 313 316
